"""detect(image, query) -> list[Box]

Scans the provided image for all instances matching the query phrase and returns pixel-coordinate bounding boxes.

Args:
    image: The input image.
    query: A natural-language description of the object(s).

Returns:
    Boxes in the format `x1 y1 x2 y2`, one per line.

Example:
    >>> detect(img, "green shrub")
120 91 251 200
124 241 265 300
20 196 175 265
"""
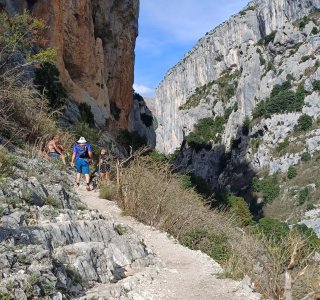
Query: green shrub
258 31 277 45
253 82 306 119
276 137 289 153
300 152 311 161
300 55 313 63
311 26 319 35
287 166 297 179
258 217 289 241
148 150 168 163
312 80 320 91
73 122 102 152
295 114 313 131
179 174 193 190
259 55 266 65
78 103 95 125
0 147 16 178
229 196 253 226
114 224 127 235
252 175 280 203
34 62 67 111
99 184 117 200
185 116 225 147
298 187 310 205
286 74 295 82
266 61 275 72
306 203 315 211
181 228 231 263
292 224 320 250
44 197 62 208
224 106 233 120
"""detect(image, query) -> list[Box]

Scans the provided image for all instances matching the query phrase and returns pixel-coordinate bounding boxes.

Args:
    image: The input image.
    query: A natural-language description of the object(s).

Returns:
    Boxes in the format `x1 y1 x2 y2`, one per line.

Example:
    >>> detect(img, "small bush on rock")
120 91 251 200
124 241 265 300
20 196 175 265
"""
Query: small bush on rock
295 114 313 131
253 82 306 119
185 116 225 147
312 80 320 91
34 62 67 111
287 166 298 179
258 217 289 241
0 146 16 178
229 196 253 226
252 175 280 203
301 152 311 161
298 187 310 205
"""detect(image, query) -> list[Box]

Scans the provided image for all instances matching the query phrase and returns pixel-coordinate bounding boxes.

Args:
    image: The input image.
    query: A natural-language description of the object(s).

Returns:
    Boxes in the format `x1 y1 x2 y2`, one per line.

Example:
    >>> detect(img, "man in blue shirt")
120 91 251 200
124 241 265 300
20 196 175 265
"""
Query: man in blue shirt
71 137 93 191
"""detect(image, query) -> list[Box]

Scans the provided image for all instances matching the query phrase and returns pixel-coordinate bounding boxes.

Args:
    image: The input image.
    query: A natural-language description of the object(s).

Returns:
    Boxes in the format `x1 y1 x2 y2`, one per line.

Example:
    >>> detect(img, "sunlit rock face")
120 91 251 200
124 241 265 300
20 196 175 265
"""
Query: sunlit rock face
155 0 320 154
3 0 139 129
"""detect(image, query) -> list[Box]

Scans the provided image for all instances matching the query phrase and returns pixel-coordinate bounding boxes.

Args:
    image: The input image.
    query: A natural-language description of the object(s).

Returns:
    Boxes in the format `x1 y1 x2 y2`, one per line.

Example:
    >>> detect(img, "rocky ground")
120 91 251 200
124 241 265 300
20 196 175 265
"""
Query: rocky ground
78 188 261 300
0 153 260 299
0 156 153 299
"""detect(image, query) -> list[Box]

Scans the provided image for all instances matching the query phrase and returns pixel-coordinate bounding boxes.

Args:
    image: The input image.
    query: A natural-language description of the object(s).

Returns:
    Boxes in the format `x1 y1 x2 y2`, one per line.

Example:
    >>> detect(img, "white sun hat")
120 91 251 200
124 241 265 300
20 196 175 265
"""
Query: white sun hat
77 137 87 143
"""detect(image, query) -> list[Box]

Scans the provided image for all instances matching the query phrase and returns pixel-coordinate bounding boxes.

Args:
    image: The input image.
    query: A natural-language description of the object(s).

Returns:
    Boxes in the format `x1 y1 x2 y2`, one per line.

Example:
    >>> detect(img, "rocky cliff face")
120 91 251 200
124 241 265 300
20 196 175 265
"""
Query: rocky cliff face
155 0 320 226
155 0 320 154
1 0 139 130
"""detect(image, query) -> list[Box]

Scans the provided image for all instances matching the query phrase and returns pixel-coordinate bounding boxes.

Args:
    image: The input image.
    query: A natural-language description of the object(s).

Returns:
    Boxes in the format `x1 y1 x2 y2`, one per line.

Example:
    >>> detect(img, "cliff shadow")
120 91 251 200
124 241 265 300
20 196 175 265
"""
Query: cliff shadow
174 125 264 219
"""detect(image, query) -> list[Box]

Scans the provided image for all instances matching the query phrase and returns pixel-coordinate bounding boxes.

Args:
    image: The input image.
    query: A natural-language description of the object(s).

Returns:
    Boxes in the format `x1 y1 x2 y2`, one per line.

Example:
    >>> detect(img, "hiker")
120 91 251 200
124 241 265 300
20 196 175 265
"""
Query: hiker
71 137 93 191
46 135 66 165
98 148 111 184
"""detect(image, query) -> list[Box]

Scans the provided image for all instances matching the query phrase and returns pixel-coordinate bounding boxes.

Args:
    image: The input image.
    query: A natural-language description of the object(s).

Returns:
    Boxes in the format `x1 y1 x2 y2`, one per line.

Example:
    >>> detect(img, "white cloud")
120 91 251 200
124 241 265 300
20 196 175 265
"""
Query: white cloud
133 83 155 96
140 0 249 43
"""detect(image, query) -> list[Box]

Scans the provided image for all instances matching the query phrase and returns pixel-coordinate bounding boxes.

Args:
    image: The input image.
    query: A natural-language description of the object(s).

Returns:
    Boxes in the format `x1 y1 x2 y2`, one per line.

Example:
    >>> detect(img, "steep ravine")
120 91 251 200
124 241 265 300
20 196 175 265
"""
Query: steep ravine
154 0 320 228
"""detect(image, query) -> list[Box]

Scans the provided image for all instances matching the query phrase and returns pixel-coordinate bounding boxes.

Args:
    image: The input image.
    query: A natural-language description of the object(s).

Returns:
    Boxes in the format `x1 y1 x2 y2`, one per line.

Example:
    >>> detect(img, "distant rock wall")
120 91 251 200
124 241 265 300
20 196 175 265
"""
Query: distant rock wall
155 0 320 154
2 0 139 130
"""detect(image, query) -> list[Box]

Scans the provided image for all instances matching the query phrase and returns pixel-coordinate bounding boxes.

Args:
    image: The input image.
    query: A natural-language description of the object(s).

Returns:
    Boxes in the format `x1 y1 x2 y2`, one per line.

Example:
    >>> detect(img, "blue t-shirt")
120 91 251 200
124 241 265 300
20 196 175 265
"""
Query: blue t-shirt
73 143 92 159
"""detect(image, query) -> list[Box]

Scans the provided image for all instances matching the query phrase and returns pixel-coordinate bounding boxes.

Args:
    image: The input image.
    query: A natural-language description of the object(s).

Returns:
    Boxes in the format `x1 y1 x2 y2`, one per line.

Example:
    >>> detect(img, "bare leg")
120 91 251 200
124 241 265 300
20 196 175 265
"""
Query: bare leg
105 172 110 185
85 174 91 191
76 173 81 186
61 154 66 165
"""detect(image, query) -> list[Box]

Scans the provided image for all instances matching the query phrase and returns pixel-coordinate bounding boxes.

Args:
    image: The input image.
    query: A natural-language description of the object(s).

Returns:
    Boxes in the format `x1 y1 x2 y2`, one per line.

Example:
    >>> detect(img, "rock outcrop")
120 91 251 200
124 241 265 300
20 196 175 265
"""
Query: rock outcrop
1 0 139 130
130 93 156 148
0 154 153 299
155 0 320 154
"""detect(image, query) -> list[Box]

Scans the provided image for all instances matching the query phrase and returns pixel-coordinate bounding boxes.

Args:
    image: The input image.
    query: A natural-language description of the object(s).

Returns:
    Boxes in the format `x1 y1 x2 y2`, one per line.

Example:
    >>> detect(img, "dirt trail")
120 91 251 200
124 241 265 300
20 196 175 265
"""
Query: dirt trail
78 189 260 300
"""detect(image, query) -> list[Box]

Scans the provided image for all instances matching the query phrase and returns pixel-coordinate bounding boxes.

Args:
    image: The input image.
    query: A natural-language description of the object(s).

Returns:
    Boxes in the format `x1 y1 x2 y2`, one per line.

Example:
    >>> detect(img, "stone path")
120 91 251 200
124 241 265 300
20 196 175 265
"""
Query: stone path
78 189 260 300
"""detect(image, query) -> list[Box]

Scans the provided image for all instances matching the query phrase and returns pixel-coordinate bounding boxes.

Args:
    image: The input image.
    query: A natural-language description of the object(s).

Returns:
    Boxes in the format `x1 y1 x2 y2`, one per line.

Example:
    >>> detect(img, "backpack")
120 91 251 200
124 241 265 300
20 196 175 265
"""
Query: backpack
77 144 88 158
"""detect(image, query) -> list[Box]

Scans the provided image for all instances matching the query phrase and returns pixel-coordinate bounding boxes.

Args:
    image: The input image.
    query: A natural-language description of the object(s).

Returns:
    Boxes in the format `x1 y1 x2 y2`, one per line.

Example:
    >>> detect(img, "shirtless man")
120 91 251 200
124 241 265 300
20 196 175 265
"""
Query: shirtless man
47 135 66 165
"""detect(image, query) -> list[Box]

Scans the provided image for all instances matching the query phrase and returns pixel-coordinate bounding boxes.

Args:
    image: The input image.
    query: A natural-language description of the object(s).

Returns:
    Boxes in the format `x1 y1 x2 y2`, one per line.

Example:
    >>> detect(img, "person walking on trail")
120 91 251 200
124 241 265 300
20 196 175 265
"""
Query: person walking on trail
71 137 93 191
47 135 66 165
99 148 111 184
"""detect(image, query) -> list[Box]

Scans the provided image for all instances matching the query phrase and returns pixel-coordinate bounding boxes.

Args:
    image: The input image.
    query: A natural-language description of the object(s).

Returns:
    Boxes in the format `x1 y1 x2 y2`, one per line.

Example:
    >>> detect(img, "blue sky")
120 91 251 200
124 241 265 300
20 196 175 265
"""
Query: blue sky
133 0 250 97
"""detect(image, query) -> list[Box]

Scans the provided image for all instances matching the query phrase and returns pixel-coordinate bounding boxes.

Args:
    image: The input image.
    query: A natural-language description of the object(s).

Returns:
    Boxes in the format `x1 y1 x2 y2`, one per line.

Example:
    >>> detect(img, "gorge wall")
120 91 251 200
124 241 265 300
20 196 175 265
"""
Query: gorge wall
1 0 139 130
155 0 320 224
155 0 320 154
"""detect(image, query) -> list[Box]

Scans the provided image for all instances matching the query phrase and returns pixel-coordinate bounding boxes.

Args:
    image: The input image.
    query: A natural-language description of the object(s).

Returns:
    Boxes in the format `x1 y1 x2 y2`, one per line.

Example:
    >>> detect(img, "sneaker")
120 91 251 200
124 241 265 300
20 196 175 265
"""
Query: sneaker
76 182 80 187
86 186 91 191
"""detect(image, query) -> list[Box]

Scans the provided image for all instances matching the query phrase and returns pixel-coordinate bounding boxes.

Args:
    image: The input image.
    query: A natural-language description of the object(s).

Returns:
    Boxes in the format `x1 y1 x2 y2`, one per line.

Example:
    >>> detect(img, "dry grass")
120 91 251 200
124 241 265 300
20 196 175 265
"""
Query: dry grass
0 73 74 150
115 155 320 298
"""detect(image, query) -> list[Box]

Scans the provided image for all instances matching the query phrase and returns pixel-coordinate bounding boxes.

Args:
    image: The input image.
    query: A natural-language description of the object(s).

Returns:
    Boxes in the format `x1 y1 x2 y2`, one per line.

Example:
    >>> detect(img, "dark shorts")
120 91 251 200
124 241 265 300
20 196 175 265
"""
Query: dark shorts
76 158 89 175
49 152 60 159
100 164 111 173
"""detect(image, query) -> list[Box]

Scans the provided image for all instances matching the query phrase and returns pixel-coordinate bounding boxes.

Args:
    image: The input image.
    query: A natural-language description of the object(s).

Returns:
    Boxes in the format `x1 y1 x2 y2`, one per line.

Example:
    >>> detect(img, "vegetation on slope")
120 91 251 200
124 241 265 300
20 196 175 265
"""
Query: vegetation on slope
115 154 320 298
